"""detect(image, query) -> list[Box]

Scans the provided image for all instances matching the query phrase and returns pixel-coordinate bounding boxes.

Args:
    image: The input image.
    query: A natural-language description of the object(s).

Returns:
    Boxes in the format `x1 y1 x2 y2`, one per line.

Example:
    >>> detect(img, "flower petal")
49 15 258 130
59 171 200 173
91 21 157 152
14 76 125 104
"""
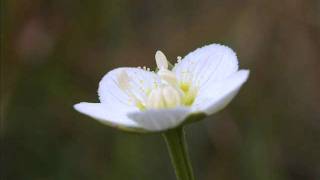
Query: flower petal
74 102 146 132
173 44 238 88
98 67 160 109
127 107 190 132
191 70 249 114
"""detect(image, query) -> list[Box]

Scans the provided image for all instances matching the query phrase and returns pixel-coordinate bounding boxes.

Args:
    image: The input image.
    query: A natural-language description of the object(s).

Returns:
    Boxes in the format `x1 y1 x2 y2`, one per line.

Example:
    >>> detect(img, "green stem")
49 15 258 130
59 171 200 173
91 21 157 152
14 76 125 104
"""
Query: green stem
163 127 195 180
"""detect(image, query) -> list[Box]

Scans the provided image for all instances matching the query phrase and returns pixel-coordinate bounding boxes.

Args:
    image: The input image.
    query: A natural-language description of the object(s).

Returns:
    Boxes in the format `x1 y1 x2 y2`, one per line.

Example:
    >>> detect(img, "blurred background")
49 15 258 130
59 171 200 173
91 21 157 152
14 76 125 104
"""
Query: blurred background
2 0 320 179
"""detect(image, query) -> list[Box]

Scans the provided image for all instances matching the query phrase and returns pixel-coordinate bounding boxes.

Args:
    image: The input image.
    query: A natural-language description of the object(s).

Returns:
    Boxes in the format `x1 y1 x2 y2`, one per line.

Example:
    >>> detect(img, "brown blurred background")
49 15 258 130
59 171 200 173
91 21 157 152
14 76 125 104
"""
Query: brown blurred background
2 0 320 179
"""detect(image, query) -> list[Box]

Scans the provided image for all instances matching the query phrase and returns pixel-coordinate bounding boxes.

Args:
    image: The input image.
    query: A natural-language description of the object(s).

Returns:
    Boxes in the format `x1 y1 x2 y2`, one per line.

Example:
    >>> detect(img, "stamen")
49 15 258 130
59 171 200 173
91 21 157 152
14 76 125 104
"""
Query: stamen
177 56 182 62
146 85 182 109
155 50 168 69
147 88 165 109
117 50 197 110
182 86 197 106
162 86 181 108
158 69 178 86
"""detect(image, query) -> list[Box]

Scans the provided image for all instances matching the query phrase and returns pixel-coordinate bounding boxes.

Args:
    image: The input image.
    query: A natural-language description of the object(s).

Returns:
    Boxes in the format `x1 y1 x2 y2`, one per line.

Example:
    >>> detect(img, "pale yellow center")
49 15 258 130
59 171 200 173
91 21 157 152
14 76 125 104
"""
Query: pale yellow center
118 50 197 110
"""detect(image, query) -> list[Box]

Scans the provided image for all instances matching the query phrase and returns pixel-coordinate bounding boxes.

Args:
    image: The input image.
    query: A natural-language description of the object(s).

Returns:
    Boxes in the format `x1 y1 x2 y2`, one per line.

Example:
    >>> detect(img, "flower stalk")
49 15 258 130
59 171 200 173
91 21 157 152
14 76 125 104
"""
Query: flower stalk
163 127 195 180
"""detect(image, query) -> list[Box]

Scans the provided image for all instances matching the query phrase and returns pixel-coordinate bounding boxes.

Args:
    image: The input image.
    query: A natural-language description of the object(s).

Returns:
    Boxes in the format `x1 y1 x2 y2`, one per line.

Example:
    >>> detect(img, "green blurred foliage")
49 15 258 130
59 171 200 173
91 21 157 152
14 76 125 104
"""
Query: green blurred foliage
2 0 320 179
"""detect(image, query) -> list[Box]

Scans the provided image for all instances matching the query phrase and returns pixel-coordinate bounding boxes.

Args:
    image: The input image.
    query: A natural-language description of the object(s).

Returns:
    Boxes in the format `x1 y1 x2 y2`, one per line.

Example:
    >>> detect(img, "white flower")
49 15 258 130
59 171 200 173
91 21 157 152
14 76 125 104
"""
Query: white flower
74 44 249 132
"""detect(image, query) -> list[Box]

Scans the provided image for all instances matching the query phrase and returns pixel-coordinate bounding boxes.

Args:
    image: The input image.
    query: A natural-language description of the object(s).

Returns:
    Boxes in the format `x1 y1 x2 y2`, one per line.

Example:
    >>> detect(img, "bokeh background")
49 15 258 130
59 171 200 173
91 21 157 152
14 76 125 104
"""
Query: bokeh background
2 0 320 179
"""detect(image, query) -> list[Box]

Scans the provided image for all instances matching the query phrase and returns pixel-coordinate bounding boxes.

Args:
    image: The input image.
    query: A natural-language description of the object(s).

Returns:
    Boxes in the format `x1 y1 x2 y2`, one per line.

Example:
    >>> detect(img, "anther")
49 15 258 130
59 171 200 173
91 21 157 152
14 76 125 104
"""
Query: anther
155 50 169 69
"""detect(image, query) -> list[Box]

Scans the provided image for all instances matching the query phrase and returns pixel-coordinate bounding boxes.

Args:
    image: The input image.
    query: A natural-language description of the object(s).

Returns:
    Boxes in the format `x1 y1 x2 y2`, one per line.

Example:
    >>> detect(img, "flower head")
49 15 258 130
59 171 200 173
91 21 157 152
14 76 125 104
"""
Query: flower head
74 44 249 132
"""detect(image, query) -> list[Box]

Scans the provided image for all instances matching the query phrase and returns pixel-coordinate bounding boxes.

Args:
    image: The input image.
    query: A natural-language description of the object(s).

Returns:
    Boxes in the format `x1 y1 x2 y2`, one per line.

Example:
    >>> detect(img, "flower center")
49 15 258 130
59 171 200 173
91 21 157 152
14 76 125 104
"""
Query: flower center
154 51 197 108
117 51 198 110
146 85 181 109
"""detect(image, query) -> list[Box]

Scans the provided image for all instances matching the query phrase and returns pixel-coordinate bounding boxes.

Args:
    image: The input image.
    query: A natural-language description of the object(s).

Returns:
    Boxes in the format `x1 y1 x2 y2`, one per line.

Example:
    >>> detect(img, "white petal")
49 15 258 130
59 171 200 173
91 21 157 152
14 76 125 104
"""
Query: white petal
127 107 190 132
98 67 160 109
173 44 238 88
192 70 249 114
74 102 146 132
